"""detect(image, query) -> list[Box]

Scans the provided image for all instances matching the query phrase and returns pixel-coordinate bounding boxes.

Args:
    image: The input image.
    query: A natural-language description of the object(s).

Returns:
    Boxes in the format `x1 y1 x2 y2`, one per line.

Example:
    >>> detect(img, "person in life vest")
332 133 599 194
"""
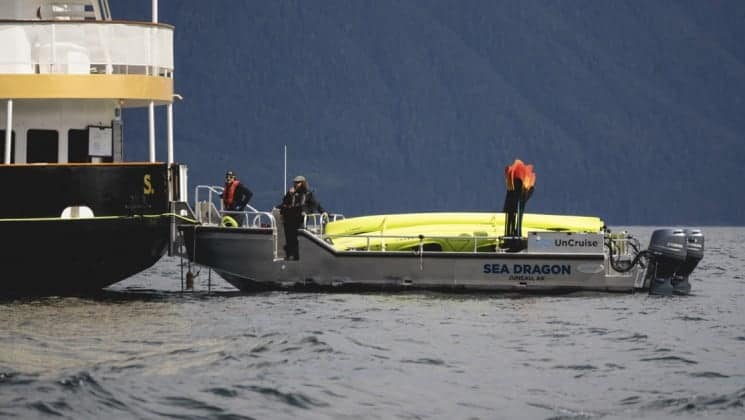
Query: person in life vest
502 159 535 243
221 170 253 226
277 175 325 260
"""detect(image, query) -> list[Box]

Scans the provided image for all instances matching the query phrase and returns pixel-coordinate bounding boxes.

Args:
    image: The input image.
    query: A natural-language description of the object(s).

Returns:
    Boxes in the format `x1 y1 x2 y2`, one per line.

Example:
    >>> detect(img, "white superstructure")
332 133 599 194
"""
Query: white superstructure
0 0 174 165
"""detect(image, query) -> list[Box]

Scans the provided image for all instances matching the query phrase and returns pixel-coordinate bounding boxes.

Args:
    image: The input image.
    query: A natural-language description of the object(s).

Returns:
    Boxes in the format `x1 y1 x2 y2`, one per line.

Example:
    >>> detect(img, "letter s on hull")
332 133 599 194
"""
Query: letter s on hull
144 174 154 195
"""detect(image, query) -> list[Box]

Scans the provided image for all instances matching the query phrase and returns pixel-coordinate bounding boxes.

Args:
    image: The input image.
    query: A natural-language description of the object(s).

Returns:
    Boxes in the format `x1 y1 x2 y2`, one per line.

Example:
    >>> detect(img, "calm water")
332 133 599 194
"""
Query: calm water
1 227 744 419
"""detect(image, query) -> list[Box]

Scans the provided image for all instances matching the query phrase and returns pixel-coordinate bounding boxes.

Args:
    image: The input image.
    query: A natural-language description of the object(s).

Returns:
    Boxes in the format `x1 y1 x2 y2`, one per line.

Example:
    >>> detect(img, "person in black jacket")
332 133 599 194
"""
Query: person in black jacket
277 175 325 260
221 170 253 226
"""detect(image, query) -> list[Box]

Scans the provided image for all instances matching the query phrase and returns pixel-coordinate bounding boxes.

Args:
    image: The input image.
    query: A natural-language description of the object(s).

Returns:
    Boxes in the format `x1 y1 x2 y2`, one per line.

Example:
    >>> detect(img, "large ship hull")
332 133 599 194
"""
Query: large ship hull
0 163 172 296
1 217 169 295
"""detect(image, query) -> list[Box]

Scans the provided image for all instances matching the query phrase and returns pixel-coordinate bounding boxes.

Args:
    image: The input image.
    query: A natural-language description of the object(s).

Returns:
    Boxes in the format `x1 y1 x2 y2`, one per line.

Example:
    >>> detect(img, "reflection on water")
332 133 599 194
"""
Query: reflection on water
1 227 744 419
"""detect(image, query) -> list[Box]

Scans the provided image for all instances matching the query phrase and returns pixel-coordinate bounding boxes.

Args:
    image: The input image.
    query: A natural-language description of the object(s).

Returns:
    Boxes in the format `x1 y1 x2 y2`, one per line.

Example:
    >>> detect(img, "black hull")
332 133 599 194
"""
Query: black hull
0 163 173 296
1 217 170 296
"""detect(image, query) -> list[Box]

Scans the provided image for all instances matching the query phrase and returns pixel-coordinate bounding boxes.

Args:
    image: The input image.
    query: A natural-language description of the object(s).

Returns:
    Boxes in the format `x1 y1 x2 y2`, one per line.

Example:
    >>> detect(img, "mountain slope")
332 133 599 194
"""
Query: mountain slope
116 0 745 225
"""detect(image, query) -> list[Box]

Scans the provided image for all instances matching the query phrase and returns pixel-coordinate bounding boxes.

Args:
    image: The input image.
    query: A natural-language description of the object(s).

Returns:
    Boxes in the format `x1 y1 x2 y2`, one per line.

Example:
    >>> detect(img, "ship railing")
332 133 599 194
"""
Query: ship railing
221 209 276 229
193 184 275 229
303 212 345 235
322 233 505 253
0 21 173 76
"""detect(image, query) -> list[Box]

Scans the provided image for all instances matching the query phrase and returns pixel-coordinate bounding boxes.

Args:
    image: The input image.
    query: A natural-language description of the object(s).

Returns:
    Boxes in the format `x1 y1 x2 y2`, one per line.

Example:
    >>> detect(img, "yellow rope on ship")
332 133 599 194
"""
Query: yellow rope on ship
0 212 199 224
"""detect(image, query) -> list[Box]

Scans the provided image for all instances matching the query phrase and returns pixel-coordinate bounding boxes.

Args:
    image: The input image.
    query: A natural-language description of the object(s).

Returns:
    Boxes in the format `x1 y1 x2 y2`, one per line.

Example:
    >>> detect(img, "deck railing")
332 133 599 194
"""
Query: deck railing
303 212 344 234
324 231 639 255
324 233 503 253
0 21 173 75
193 185 274 229
193 183 635 257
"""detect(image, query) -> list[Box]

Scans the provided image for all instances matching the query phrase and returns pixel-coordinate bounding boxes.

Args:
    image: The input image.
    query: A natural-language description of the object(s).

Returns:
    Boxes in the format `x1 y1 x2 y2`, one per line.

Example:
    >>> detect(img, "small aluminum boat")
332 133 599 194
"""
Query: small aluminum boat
179 186 704 296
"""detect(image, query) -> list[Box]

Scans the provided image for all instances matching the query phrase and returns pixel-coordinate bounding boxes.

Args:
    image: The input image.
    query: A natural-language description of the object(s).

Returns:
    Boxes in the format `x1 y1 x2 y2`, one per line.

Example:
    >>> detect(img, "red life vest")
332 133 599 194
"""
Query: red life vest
223 180 239 208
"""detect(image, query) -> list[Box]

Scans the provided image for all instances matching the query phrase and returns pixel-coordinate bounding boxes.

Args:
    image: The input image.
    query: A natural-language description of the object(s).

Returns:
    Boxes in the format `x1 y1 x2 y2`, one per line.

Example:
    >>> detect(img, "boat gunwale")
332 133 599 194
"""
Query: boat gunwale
181 225 606 260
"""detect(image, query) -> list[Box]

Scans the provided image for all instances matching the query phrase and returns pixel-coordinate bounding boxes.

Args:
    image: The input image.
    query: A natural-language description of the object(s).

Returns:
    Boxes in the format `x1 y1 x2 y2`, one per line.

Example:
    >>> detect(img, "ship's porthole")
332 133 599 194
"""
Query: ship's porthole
61 206 95 219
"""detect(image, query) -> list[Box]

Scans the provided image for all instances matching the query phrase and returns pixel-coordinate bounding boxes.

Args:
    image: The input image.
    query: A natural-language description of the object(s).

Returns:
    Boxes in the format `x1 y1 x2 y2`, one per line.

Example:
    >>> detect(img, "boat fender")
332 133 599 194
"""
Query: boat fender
221 215 239 227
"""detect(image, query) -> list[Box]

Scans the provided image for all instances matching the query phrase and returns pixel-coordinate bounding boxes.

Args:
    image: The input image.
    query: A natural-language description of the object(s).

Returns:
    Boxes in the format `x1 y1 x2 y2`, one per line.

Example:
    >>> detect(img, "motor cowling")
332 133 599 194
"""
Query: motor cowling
669 229 705 295
680 229 704 276
645 228 687 295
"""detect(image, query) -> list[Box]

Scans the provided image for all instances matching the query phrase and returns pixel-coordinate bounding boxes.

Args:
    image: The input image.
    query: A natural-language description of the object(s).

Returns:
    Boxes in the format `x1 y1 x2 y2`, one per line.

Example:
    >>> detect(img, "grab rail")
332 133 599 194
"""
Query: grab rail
303 212 344 234
193 184 274 228
323 232 628 254
323 233 504 253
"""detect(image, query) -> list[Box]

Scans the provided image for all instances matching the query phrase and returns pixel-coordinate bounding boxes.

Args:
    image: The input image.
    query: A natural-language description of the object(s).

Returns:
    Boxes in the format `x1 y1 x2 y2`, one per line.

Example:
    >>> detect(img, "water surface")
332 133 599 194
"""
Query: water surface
1 227 744 419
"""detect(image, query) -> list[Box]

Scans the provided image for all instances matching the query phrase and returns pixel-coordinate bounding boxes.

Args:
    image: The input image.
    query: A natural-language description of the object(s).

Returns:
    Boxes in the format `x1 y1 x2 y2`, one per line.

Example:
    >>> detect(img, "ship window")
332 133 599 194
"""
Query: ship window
0 130 15 163
27 129 58 163
68 129 114 163
68 129 88 162
69 129 115 163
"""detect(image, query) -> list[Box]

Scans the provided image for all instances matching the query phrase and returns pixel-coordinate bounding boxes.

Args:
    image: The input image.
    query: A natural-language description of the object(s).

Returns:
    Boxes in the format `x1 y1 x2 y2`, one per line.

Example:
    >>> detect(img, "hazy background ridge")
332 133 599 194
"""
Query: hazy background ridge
117 0 745 225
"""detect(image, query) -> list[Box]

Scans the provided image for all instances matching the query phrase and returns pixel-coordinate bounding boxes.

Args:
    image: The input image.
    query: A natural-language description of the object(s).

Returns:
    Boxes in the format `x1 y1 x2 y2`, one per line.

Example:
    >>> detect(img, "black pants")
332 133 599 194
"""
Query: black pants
283 213 302 259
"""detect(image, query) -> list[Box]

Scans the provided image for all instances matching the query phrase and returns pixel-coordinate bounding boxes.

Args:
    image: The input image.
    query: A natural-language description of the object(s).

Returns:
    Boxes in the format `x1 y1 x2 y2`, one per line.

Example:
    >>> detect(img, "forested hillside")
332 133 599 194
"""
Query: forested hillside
117 0 745 225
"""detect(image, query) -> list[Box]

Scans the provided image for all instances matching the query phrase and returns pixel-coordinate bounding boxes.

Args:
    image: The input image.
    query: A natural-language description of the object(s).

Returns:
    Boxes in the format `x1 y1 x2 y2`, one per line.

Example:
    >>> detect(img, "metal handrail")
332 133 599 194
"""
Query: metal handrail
221 209 276 229
322 232 504 253
303 212 344 234
322 231 629 255
193 184 273 228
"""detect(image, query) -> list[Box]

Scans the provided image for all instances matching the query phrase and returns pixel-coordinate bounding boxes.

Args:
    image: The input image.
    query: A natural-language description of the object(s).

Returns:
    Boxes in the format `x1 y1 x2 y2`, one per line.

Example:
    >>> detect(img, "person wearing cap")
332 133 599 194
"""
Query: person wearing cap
221 170 253 226
277 175 325 260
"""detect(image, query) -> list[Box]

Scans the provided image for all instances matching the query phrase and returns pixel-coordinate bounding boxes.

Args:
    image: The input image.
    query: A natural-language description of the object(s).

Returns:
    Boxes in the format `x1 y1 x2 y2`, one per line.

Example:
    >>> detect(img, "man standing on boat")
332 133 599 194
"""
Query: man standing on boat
221 170 253 226
278 175 325 260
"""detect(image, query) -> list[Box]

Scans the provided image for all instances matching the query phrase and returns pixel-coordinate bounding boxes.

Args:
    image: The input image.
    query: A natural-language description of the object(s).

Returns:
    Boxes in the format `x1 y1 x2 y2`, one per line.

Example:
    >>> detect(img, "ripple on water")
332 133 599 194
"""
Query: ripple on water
298 335 334 353
619 395 642 406
250 341 273 353
204 386 239 398
639 356 698 365
235 384 329 409
28 401 64 417
688 371 729 378
57 372 129 411
676 315 708 321
552 364 598 371
527 401 603 419
0 370 36 386
610 333 648 342
158 395 251 419
400 358 447 366
642 387 745 415
347 336 390 352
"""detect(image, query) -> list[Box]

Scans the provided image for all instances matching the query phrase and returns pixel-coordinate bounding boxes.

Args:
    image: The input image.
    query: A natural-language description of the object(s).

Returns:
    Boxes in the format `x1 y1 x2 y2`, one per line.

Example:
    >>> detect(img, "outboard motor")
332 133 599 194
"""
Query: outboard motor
645 229 687 296
671 229 705 295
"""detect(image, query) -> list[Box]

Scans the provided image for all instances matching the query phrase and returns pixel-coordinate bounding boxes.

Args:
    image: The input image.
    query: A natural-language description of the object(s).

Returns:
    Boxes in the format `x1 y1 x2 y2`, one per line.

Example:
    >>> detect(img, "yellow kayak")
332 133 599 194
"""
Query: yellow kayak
325 212 603 236
329 223 501 252
325 212 605 252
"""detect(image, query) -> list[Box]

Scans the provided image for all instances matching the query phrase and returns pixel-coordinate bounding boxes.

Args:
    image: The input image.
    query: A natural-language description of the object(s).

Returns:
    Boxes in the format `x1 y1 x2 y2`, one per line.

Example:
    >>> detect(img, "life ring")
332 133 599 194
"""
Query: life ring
221 215 239 227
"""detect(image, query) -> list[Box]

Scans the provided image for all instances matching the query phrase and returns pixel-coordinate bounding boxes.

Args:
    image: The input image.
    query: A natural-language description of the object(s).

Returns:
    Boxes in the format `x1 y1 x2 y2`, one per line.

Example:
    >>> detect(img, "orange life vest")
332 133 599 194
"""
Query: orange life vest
223 180 239 208
504 159 536 191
